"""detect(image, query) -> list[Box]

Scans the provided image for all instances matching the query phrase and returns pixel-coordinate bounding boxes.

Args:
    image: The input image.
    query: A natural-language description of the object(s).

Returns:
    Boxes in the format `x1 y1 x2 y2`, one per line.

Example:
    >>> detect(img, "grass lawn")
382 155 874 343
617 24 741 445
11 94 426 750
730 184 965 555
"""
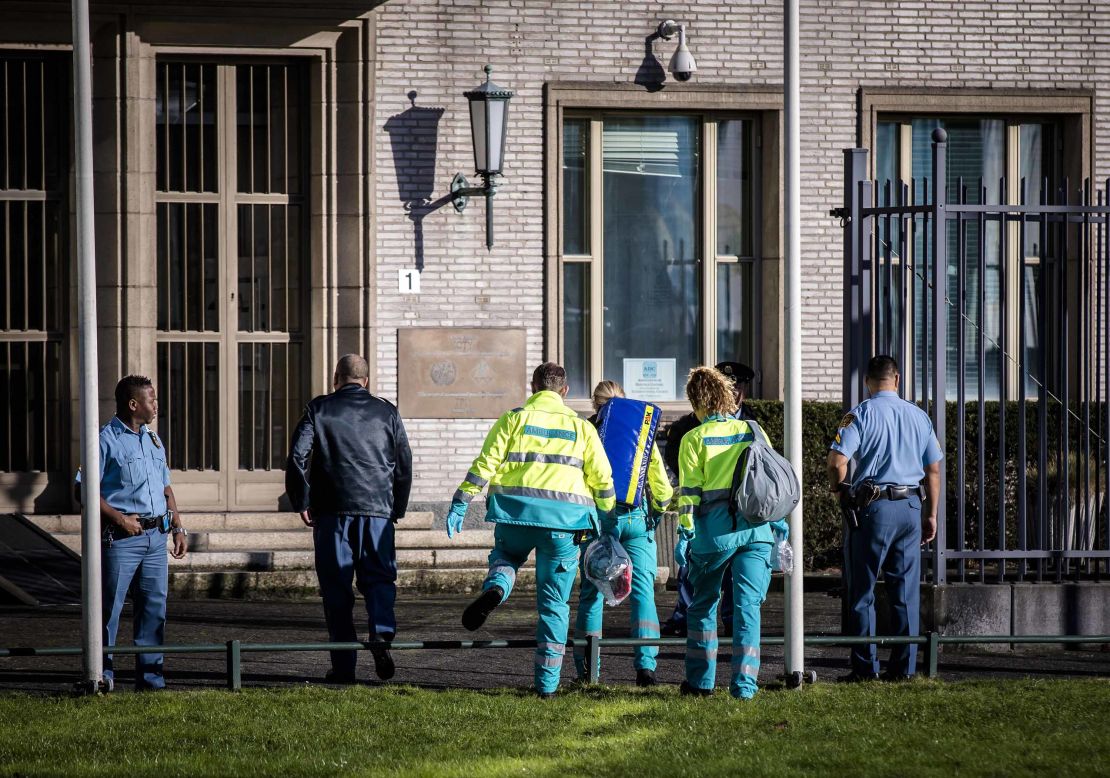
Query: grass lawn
0 679 1107 777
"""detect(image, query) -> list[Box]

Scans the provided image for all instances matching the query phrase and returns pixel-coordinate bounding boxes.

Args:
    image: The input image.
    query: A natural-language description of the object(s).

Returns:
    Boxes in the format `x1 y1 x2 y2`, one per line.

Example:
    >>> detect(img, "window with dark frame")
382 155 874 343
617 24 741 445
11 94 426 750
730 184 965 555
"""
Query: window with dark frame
155 60 307 475
875 114 1062 401
560 113 760 403
0 54 67 474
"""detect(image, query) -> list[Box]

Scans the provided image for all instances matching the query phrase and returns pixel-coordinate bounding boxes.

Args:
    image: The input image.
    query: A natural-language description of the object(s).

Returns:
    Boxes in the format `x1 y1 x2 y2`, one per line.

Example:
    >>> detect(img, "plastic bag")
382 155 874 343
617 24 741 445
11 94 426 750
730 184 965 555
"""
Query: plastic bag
582 535 634 606
772 532 794 575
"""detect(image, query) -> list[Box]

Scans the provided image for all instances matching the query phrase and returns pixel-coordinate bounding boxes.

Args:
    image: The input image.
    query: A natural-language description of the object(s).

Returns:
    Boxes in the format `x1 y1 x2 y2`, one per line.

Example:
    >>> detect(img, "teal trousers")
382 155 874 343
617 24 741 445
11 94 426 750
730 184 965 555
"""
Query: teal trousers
573 507 660 678
482 523 579 694
685 540 772 699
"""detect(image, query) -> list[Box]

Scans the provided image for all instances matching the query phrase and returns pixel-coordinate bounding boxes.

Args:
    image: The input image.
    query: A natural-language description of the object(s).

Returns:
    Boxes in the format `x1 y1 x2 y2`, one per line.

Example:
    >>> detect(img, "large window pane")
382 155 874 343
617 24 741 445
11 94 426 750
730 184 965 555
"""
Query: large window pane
562 262 590 399
237 64 300 195
1019 123 1053 397
157 341 220 471
602 116 700 401
155 62 217 193
716 119 753 257
157 202 220 332
562 119 589 255
237 204 300 333
717 261 754 367
0 340 62 472
239 342 302 470
0 200 61 332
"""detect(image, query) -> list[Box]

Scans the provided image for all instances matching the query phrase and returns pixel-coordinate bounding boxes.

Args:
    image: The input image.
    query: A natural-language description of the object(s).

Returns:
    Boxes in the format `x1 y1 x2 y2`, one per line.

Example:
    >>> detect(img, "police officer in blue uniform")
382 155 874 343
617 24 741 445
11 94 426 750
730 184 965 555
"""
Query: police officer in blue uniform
93 375 187 691
827 356 942 681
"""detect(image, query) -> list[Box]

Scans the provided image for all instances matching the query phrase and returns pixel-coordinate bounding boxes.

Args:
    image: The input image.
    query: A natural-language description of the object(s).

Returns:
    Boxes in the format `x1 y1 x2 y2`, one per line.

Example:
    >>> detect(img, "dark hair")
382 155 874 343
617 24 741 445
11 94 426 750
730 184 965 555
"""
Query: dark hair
531 362 568 392
866 355 899 382
115 375 153 413
335 353 369 384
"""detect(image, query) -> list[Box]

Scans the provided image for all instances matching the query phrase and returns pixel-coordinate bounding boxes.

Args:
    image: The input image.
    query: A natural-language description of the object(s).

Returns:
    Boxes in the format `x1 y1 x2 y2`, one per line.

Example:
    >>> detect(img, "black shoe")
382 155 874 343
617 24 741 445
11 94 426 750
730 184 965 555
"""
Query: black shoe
636 669 657 687
537 690 557 700
661 620 687 638
837 670 880 684
680 680 712 697
880 671 914 683
462 586 504 631
371 647 395 681
324 668 357 685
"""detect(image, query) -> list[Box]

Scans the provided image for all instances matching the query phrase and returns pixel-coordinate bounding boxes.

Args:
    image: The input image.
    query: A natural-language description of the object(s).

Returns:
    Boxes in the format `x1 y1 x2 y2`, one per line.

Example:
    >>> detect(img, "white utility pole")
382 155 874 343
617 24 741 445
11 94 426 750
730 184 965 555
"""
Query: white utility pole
72 0 103 693
783 0 806 686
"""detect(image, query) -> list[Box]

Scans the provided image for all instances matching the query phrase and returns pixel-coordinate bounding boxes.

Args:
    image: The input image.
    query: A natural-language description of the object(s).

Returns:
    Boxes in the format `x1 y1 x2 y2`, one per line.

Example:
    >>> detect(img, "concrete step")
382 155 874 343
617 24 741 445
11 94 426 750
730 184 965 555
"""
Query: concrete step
27 511 437 534
162 547 527 572
167 565 671 599
167 567 514 598
50 527 492 554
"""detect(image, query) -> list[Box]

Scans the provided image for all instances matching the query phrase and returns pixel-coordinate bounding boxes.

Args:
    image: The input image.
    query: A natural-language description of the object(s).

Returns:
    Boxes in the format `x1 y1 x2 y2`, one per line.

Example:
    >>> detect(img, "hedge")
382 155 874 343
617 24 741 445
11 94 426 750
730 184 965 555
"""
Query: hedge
689 400 1108 571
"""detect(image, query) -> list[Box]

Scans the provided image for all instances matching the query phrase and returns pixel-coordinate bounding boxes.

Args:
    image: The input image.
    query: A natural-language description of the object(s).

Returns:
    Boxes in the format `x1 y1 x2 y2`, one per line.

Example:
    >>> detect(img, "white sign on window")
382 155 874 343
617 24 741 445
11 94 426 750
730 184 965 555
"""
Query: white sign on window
399 268 421 294
623 358 676 402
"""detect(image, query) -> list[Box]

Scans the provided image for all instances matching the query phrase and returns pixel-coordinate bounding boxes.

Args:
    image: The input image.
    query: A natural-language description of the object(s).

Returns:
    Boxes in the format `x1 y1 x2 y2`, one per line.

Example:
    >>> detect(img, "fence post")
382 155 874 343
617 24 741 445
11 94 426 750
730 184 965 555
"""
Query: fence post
930 129 948 586
843 148 869 411
926 631 940 678
587 635 601 684
226 639 241 691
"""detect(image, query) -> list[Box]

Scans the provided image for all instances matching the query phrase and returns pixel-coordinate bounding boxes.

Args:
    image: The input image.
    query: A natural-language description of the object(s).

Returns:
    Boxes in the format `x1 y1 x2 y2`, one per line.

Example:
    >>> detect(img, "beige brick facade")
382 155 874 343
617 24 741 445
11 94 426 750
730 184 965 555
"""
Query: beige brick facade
0 0 1106 513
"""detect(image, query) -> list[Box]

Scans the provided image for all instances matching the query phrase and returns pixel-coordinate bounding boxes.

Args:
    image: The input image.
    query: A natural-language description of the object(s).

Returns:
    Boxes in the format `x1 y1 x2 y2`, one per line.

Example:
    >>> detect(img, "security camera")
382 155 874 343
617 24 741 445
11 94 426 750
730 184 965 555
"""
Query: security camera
658 20 697 82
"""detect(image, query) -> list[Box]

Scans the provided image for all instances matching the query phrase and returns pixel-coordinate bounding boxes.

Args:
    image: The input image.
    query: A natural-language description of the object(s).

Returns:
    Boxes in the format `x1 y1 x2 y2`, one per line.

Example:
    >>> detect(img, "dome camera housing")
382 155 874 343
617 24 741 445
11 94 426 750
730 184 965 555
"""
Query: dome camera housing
669 46 697 82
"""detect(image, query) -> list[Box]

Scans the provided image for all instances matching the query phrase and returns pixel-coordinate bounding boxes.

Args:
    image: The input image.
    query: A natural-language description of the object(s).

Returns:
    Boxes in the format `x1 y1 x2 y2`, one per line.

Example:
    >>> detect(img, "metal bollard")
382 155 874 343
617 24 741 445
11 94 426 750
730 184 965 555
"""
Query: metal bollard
587 635 601 684
926 631 939 678
226 639 242 691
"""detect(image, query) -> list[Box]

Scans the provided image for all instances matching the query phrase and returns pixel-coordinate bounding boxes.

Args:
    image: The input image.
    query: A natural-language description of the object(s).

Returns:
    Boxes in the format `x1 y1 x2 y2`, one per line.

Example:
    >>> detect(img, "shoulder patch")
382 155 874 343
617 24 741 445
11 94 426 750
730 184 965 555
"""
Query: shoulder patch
838 413 856 429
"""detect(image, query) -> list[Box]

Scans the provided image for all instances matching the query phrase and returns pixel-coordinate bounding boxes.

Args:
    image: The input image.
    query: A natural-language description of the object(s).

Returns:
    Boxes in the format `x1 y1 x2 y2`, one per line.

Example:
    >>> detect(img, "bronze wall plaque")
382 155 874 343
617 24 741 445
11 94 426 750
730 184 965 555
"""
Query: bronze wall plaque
398 327 528 418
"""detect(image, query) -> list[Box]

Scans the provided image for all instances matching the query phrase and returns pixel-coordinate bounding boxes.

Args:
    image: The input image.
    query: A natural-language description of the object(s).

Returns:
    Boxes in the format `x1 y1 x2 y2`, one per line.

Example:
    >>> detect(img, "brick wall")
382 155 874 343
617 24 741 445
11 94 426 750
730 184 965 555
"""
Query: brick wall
374 0 1109 503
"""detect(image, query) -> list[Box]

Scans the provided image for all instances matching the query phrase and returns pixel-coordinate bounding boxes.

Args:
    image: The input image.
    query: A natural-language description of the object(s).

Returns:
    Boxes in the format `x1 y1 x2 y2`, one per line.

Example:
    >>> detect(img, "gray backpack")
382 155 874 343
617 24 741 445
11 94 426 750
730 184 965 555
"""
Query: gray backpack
728 419 800 527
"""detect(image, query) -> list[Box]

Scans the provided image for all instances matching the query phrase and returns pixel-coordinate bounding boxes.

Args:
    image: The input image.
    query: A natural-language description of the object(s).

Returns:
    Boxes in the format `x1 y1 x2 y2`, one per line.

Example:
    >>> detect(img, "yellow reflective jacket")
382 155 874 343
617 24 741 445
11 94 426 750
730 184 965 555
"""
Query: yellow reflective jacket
676 413 776 552
454 390 616 530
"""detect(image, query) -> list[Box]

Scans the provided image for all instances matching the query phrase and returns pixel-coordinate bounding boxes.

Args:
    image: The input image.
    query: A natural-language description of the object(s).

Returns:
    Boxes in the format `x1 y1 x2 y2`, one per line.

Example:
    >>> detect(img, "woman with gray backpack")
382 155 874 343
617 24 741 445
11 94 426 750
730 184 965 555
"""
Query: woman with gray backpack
673 366 798 700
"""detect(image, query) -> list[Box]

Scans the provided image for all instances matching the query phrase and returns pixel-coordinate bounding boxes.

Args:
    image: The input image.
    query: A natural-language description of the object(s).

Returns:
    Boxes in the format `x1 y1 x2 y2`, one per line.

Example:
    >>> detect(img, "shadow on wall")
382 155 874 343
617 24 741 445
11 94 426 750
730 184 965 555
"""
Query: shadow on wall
1 471 74 514
384 92 458 271
634 32 667 92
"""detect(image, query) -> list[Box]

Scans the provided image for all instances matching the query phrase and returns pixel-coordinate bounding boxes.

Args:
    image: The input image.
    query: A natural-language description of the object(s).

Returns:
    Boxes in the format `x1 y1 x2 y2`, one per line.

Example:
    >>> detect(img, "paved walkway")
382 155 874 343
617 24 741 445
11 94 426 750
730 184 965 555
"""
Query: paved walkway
1 590 1108 694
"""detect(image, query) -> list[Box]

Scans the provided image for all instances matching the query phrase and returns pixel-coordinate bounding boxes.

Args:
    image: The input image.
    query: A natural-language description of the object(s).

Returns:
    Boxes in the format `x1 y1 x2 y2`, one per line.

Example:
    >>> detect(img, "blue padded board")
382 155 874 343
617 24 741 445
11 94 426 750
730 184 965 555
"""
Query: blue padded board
596 397 662 508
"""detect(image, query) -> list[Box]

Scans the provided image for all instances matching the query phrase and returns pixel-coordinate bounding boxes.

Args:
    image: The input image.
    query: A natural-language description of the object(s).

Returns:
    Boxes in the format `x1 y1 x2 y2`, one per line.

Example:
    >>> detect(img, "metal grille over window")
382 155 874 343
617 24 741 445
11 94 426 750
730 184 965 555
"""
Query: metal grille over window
155 60 306 477
0 55 67 473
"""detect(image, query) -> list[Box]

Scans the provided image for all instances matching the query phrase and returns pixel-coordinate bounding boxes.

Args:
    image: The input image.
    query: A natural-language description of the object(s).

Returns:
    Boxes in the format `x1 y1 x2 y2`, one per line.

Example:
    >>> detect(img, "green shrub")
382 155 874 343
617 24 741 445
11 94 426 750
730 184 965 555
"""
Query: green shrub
739 399 1107 571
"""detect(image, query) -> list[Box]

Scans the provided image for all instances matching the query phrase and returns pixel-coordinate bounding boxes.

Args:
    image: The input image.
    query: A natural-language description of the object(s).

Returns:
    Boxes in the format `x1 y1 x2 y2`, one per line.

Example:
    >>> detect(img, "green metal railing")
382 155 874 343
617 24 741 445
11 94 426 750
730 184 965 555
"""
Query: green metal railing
3 633 1109 691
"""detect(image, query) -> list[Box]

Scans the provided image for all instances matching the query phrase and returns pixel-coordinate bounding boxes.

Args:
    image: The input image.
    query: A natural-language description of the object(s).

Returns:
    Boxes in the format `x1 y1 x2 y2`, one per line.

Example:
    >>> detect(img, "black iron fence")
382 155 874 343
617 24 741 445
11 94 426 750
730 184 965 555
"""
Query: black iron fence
839 129 1109 584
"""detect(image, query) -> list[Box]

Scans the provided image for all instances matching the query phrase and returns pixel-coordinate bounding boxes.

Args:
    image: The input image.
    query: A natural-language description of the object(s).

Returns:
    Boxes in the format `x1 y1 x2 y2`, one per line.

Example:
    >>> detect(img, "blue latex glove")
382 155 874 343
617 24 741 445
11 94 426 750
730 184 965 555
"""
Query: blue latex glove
446 502 467 538
771 518 789 542
674 536 690 568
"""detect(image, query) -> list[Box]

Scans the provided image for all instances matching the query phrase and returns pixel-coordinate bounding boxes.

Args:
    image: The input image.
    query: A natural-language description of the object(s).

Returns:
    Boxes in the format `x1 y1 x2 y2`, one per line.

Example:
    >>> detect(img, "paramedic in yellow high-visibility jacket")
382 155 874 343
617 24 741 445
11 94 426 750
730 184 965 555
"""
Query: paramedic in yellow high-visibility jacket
445 362 616 698
675 366 788 700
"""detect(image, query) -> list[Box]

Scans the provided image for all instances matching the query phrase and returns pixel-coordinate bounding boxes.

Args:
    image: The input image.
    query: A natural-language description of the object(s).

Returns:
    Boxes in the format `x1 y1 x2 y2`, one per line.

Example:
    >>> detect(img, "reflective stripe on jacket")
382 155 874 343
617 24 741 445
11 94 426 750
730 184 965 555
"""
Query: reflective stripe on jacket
455 391 616 531
645 444 673 513
676 414 775 553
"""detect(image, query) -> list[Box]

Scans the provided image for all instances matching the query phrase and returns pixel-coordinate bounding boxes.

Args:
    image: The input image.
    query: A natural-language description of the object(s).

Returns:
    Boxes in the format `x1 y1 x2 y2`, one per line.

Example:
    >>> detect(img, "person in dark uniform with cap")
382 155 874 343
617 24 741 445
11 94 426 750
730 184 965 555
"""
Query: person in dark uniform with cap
827 355 942 681
661 361 755 638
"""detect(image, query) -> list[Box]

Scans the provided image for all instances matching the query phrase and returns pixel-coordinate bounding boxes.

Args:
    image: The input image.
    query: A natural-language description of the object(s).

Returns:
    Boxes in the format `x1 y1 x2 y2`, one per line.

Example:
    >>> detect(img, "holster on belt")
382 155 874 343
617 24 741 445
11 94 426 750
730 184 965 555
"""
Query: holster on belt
837 482 860 530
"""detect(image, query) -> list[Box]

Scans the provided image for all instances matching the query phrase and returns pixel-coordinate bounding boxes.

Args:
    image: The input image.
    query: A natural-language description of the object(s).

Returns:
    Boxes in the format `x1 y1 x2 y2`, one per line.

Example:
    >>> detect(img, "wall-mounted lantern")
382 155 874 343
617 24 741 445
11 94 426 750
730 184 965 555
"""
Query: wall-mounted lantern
451 65 514 250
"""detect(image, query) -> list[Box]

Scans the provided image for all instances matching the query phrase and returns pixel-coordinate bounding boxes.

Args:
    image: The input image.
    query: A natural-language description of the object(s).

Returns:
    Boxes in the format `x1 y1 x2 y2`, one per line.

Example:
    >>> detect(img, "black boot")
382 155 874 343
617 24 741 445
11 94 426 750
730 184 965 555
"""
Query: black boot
636 669 657 687
680 680 712 697
462 586 505 631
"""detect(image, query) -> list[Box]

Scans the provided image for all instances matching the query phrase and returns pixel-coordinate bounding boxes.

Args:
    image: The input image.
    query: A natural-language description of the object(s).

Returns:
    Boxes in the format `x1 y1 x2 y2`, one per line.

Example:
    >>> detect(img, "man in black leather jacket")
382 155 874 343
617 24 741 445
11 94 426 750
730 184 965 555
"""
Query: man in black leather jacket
285 354 412 684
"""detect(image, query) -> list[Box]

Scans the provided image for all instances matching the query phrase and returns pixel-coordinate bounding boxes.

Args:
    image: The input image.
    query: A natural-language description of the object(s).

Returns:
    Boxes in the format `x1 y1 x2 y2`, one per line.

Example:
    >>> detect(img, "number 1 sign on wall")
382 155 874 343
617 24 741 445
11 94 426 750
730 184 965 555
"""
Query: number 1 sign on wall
399 268 421 294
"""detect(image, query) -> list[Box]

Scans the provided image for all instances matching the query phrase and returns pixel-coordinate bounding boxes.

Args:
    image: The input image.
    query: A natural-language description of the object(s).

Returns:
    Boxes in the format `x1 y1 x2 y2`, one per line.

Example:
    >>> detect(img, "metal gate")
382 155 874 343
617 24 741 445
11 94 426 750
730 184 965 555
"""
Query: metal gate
839 128 1109 584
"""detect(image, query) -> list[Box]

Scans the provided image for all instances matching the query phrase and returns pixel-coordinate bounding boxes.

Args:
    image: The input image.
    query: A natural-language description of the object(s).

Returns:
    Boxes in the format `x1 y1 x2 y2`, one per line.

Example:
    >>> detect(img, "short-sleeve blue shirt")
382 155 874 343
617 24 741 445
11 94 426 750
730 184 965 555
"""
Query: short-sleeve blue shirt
829 391 943 488
96 417 171 516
